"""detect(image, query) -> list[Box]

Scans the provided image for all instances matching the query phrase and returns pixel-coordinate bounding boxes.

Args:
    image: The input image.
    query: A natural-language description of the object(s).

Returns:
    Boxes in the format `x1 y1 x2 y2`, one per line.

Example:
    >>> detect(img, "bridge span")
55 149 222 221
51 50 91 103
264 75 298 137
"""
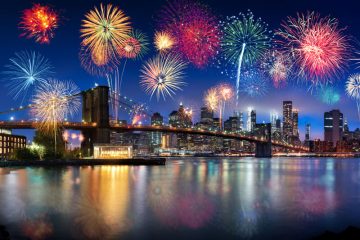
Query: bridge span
0 120 309 153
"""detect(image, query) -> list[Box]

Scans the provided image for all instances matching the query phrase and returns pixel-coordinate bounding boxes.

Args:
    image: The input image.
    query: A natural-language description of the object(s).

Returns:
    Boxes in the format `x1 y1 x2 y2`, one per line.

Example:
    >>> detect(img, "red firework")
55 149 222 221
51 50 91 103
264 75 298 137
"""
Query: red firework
276 12 350 83
19 4 59 44
117 37 141 59
159 0 220 68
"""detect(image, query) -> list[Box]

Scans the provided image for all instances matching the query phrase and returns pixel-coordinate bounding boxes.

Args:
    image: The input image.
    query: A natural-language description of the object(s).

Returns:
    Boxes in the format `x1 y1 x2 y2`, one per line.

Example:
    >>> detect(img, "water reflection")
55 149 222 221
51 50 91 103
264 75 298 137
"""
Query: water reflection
0 158 360 239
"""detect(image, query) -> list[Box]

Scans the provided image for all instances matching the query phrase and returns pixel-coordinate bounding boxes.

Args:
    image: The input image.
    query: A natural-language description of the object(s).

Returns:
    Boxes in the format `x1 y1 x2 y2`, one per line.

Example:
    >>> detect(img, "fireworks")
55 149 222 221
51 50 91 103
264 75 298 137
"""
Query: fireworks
264 50 292 88
204 84 234 128
31 79 80 134
3 51 53 100
240 71 269 97
346 74 360 119
158 0 220 68
80 4 131 73
220 11 272 104
204 87 219 112
118 30 149 60
140 53 187 100
276 12 350 85
130 104 147 125
154 31 176 53
19 4 59 44
317 85 340 105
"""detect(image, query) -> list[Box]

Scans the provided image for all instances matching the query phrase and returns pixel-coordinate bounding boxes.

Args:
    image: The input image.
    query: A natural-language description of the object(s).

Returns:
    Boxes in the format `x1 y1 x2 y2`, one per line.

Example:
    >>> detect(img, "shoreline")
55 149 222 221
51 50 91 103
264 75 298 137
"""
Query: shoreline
0 158 166 167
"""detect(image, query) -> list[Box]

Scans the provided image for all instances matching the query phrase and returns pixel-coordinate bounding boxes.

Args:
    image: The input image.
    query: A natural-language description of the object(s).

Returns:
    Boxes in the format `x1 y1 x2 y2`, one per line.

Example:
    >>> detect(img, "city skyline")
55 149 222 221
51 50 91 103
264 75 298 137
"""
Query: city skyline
0 0 359 141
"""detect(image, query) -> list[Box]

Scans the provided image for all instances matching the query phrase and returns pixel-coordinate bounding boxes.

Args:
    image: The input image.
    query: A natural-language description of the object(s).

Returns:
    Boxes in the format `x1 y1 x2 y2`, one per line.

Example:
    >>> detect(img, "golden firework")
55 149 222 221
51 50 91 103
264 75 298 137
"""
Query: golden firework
154 31 176 52
140 53 187 100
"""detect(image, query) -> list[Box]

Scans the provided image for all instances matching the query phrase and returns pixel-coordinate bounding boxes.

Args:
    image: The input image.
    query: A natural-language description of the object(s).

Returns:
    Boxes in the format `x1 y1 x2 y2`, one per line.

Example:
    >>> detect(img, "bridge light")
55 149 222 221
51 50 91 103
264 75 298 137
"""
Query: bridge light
10 116 14 121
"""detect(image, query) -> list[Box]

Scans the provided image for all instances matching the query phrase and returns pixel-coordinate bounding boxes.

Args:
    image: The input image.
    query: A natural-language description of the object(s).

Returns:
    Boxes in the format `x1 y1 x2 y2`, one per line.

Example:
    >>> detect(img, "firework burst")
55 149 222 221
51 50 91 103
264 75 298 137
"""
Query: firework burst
317 85 341 105
118 29 149 60
130 104 147 125
262 50 292 88
240 71 270 98
204 87 219 112
158 0 220 68
154 31 176 53
219 11 272 104
31 79 80 134
140 53 187 100
19 4 59 44
276 12 350 85
346 74 360 119
80 4 131 72
3 51 53 101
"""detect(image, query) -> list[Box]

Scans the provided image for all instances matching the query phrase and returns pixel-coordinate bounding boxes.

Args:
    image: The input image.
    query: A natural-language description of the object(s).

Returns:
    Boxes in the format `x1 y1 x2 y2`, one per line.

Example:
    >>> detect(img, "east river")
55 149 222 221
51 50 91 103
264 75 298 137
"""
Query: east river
1 157 360 239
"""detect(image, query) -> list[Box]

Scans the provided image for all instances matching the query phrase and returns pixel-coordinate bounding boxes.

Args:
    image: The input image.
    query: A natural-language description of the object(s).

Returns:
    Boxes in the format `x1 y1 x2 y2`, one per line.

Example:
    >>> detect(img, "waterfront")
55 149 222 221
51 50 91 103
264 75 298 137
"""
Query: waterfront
1 157 360 239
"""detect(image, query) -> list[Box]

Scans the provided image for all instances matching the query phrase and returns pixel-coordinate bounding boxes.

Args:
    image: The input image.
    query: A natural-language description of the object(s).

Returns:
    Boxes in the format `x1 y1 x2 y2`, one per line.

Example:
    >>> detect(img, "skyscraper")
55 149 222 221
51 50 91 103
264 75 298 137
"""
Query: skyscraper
251 110 256 133
293 109 299 137
270 112 279 134
283 101 293 138
305 123 311 141
246 107 252 132
324 109 343 146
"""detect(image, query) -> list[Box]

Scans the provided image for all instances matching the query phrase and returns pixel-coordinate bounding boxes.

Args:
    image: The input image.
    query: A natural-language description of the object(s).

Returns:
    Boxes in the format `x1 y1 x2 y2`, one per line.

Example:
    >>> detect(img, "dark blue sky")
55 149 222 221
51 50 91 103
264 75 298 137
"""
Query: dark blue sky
1 0 360 140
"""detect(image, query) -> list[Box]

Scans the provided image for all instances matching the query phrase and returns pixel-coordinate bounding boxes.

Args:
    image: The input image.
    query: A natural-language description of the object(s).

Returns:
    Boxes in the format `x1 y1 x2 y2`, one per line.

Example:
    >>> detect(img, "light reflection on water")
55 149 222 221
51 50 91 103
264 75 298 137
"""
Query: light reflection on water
1 157 360 239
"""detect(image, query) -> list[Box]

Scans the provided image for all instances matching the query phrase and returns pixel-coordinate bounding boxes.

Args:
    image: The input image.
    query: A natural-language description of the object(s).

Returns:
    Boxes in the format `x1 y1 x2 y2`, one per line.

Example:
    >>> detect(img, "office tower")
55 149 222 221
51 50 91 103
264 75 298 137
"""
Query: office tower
224 113 242 133
251 110 256 133
246 107 252 132
151 112 163 126
293 109 299 137
324 109 343 146
305 123 311 141
283 101 293 137
270 112 279 134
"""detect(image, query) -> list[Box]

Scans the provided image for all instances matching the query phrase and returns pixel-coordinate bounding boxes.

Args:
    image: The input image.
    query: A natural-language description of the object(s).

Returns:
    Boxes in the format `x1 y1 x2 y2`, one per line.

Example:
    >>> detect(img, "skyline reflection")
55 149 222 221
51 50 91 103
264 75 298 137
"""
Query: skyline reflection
0 158 359 239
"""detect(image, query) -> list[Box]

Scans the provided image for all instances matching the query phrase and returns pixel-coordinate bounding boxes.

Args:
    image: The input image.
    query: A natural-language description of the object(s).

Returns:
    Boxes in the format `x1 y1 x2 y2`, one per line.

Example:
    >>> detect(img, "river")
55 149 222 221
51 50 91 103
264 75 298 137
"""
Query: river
1 157 360 239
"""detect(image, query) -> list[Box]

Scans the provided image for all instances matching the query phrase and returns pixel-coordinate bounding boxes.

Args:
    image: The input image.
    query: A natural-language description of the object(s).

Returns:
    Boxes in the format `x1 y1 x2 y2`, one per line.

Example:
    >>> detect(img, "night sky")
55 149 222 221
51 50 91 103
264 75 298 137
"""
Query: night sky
1 0 360 141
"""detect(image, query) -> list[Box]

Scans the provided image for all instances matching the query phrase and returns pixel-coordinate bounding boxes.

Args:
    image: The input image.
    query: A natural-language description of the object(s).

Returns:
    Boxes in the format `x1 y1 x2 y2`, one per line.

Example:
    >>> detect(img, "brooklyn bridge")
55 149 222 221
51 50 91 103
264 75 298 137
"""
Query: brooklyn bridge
0 86 309 158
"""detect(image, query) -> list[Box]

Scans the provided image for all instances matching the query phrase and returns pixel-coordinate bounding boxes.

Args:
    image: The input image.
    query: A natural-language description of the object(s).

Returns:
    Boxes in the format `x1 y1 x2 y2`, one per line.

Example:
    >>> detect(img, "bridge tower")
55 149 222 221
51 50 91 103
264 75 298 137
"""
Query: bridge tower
81 86 110 156
255 123 272 158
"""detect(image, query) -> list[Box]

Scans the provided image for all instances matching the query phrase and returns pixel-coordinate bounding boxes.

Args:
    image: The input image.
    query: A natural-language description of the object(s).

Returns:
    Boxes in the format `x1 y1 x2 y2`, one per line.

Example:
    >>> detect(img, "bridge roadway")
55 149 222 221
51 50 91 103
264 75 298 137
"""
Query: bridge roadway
0 121 309 152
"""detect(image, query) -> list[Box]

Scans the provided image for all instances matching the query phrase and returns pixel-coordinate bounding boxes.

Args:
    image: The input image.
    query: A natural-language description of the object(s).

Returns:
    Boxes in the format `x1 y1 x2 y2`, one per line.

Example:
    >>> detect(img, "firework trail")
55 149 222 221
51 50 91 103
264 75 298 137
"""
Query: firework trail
106 68 121 121
346 74 360 120
3 51 53 102
220 11 272 105
19 4 59 44
276 12 350 87
140 53 187 101
158 0 220 68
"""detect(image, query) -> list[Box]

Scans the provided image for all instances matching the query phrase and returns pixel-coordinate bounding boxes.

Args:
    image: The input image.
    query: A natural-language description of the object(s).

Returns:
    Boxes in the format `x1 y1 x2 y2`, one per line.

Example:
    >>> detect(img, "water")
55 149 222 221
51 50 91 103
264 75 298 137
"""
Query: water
1 157 360 239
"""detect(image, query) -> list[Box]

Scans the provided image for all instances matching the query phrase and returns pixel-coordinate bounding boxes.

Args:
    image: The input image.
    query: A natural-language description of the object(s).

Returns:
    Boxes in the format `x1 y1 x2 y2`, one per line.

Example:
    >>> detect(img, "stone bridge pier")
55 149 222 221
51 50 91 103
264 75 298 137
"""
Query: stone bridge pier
255 123 272 158
81 86 110 156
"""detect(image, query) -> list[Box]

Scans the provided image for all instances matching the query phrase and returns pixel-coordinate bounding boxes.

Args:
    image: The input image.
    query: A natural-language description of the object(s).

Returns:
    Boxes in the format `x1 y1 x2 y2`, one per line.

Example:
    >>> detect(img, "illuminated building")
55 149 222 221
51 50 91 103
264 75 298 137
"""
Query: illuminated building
292 109 299 137
93 144 133 159
282 101 293 139
324 109 343 146
151 113 163 153
251 110 256 134
305 123 311 141
0 132 26 159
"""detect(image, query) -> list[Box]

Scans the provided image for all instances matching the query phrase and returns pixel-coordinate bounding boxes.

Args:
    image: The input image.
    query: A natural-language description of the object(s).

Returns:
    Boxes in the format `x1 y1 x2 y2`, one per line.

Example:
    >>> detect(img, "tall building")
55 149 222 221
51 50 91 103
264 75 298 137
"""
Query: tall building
293 109 299 137
283 101 293 138
270 112 279 134
224 113 242 133
200 107 213 123
150 113 163 152
305 123 311 141
246 108 252 132
251 110 256 133
324 109 343 146
151 112 163 126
